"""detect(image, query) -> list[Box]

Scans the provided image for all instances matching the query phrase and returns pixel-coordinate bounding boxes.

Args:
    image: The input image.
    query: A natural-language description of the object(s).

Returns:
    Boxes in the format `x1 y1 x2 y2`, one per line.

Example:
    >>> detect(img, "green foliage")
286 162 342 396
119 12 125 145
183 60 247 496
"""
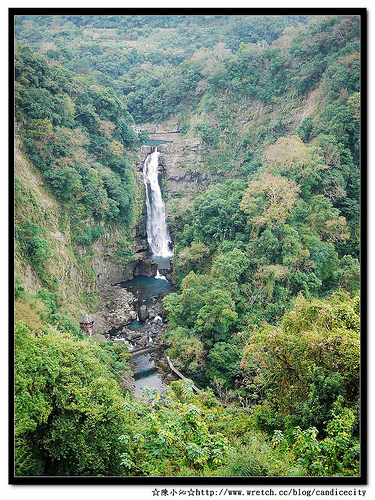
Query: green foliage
49 313 82 337
15 322 130 476
91 224 106 241
46 167 83 202
114 235 135 265
173 242 211 281
242 292 360 417
240 171 301 228
196 289 238 343
191 180 248 247
292 367 344 434
164 327 205 376
26 236 51 271
195 122 219 146
271 396 359 477
337 255 360 294
15 44 136 228
14 275 26 300
14 13 361 478
216 433 304 477
320 396 359 476
15 221 53 280
206 341 243 389
36 288 58 314
164 271 209 329
164 270 238 348
119 382 229 475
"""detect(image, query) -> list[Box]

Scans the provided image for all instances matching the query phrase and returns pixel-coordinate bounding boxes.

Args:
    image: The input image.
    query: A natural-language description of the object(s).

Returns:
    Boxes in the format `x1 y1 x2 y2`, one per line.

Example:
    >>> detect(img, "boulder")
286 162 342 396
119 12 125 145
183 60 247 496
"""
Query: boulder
138 304 149 322
129 310 138 321
134 258 158 277
114 312 132 328
138 335 148 348
112 338 127 345
152 315 163 326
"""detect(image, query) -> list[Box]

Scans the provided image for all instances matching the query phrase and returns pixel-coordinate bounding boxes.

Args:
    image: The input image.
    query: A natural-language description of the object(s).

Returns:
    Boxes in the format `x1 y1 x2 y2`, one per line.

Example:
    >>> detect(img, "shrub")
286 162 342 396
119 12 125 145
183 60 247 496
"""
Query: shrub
91 224 105 241
36 289 58 315
26 236 51 269
14 276 25 300
50 313 81 337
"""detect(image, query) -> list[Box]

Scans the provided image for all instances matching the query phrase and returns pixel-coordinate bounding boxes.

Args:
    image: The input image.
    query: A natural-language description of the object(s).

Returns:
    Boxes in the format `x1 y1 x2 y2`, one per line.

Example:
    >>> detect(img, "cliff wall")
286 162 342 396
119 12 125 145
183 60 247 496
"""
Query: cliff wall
140 118 211 233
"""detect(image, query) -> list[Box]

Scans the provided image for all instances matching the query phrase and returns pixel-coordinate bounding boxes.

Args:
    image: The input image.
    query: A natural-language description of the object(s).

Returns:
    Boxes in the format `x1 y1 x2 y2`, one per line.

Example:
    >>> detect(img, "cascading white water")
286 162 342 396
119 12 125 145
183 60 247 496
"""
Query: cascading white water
155 270 168 281
143 148 173 258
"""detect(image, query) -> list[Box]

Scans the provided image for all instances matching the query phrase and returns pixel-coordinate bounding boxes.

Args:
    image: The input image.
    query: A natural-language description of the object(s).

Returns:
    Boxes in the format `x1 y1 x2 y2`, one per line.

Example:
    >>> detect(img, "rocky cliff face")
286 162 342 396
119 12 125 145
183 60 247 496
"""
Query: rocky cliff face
14 142 98 304
15 139 155 314
142 119 208 195
92 216 157 291
140 118 211 232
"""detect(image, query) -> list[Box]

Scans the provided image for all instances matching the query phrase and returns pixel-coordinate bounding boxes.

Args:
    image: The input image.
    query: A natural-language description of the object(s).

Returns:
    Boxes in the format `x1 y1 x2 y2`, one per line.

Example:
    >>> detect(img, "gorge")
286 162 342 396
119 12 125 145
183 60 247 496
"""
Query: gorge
13 13 362 479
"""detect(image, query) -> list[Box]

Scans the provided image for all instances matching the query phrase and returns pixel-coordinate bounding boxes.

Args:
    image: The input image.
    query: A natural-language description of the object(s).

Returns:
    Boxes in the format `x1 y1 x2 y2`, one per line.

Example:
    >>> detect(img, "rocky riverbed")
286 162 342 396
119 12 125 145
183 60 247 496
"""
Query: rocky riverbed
90 281 170 351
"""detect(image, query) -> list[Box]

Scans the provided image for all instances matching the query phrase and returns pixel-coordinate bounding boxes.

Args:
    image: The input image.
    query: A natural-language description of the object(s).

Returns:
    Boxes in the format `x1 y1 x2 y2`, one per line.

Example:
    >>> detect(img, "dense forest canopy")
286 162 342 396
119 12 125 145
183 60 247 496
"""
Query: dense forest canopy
13 12 362 479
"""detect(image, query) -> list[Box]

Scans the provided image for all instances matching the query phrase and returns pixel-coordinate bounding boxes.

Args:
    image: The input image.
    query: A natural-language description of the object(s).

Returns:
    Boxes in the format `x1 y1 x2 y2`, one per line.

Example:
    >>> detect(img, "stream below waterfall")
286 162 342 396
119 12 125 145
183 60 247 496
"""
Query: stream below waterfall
121 272 172 397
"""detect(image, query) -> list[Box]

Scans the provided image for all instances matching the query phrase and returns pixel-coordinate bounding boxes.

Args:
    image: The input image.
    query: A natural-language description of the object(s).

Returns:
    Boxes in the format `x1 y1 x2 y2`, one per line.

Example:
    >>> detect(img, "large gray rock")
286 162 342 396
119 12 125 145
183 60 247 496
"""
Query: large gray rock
129 310 138 321
91 286 137 333
152 315 163 326
138 335 149 348
138 304 149 322
113 312 133 328
134 258 158 277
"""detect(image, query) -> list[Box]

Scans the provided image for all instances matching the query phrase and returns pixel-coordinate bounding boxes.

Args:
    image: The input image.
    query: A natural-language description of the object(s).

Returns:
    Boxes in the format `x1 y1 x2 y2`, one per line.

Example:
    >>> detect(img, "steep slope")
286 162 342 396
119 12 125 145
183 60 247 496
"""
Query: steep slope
15 137 144 315
15 138 91 308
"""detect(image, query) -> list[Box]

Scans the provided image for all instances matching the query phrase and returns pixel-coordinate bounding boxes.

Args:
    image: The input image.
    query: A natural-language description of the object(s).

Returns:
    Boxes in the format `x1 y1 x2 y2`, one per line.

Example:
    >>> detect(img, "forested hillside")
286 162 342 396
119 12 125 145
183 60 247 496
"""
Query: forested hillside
13 13 362 478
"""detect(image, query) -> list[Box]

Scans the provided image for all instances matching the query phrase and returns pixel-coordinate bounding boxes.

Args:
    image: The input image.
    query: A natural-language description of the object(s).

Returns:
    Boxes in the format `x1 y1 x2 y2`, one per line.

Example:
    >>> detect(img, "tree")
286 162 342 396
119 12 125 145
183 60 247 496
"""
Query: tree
15 322 129 476
196 289 238 344
193 180 248 245
46 167 83 202
262 135 328 190
292 367 344 434
306 195 350 243
206 341 243 389
211 248 250 300
164 271 210 329
240 171 300 228
164 327 206 376
174 242 211 275
241 291 360 415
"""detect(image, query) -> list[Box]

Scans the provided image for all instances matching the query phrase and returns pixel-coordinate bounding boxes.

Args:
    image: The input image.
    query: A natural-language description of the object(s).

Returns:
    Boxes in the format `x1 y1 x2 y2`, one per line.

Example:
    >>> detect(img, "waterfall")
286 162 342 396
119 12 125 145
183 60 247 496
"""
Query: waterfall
155 270 168 281
143 148 173 258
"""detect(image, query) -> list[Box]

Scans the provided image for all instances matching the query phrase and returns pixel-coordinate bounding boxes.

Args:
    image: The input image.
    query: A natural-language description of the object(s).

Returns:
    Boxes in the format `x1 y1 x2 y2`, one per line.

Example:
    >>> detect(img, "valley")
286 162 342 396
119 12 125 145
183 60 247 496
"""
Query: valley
13 12 362 479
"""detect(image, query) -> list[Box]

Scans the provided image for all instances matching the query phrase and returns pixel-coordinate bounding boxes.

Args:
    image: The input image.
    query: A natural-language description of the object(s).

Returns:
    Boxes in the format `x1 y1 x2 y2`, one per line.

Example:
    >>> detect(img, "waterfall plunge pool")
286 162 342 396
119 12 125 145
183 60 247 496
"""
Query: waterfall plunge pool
121 273 172 309
121 272 172 397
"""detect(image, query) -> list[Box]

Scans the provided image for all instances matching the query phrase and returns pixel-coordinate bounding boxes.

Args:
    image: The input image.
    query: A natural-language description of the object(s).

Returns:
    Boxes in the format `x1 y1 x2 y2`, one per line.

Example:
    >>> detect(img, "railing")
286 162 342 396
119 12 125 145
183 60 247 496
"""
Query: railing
129 344 201 393
165 355 201 393
130 344 163 356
